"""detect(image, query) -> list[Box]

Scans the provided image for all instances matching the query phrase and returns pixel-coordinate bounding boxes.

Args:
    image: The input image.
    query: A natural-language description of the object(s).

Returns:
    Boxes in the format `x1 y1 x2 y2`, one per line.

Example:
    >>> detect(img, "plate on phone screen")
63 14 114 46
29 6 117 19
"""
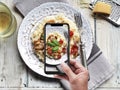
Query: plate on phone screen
17 2 93 78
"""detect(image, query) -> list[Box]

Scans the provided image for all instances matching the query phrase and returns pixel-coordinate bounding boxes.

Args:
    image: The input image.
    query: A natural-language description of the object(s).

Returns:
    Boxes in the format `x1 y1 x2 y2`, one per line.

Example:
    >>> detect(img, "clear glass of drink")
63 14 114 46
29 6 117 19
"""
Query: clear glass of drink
0 2 17 38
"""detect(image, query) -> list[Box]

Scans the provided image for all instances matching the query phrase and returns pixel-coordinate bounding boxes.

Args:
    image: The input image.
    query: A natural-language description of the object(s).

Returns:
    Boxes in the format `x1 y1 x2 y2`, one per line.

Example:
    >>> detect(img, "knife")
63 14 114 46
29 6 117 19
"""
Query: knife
80 41 88 69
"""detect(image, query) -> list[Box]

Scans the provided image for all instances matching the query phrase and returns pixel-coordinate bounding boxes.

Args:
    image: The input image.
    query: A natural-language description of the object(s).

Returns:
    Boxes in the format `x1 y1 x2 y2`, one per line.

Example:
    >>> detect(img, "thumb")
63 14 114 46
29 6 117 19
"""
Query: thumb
61 63 75 79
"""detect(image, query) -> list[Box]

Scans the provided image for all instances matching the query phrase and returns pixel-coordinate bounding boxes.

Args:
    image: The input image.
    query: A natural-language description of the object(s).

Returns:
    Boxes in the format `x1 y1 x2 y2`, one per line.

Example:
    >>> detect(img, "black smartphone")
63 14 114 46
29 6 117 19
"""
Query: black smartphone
44 23 70 74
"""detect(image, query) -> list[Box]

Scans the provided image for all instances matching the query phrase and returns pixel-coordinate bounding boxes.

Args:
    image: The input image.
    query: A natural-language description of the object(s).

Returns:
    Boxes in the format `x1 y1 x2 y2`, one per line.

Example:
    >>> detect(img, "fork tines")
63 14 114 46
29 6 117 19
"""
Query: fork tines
74 13 83 28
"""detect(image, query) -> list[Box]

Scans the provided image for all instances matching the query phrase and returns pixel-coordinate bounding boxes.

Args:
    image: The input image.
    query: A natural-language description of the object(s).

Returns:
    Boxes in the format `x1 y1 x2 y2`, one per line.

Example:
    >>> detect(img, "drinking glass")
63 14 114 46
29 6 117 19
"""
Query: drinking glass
0 2 17 38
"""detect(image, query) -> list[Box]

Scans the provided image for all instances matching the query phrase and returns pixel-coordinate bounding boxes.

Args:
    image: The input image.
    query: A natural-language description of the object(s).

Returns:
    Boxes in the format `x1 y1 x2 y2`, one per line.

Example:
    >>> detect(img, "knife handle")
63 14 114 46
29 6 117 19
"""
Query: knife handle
80 43 90 80
80 43 88 69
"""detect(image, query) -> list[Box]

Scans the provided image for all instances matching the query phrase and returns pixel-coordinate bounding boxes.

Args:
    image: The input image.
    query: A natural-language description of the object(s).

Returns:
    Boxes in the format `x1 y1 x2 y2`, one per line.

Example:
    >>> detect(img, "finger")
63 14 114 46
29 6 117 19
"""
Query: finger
70 60 85 71
61 63 75 78
70 60 81 68
75 69 82 74
54 75 69 81
70 65 76 72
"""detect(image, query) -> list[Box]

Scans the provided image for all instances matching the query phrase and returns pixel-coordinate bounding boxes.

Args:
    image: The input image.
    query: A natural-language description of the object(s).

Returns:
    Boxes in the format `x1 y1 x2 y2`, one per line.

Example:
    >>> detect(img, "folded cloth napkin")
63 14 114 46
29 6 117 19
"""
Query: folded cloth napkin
14 0 69 16
14 0 115 90
60 43 114 90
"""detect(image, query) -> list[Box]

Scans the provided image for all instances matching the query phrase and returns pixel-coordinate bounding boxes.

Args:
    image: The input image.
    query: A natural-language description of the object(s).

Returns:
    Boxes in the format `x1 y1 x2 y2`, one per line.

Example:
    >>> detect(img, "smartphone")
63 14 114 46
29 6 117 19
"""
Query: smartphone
44 23 70 74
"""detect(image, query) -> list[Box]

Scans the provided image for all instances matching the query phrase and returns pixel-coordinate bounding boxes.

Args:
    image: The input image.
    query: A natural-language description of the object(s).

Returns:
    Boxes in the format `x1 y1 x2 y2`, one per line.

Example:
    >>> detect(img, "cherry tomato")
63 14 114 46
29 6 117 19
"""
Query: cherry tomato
47 48 52 55
70 44 78 55
73 48 78 54
57 54 61 59
70 30 74 38
70 49 74 54
73 44 78 49
62 48 66 53
59 39 63 45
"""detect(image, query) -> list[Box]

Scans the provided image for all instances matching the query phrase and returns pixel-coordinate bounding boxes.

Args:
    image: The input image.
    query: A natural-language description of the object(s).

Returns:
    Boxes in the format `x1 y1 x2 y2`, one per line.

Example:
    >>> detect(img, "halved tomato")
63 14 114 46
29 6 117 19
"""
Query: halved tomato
57 54 61 59
62 47 66 53
47 48 52 55
59 39 63 45
70 44 78 55
70 30 74 38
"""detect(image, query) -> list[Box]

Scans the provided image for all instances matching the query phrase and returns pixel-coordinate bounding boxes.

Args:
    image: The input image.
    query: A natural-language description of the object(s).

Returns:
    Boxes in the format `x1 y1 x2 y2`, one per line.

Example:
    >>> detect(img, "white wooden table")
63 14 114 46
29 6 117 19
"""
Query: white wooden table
0 0 120 90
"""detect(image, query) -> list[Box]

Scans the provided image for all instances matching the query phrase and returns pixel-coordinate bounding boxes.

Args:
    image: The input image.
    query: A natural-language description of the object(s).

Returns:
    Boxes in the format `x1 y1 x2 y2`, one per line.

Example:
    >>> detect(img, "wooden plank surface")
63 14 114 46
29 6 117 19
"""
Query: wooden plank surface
0 88 120 90
27 69 61 88
96 16 120 88
0 88 63 90
0 0 27 88
0 0 120 89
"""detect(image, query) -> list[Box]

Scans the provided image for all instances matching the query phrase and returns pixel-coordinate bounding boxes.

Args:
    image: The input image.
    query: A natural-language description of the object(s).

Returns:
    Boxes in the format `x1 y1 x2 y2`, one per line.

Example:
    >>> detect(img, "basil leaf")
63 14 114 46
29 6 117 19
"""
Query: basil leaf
47 42 56 47
52 46 59 52
52 39 59 46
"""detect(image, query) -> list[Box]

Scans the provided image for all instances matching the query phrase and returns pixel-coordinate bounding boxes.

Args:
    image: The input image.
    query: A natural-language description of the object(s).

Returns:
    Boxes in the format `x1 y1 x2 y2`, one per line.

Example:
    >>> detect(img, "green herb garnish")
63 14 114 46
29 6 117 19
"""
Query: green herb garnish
52 46 59 52
47 42 56 47
52 39 59 46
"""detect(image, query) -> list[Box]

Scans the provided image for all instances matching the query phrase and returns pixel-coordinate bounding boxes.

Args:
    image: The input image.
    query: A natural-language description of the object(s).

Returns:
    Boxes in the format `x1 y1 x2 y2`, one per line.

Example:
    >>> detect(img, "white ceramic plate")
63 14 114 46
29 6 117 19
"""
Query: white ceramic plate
17 2 93 78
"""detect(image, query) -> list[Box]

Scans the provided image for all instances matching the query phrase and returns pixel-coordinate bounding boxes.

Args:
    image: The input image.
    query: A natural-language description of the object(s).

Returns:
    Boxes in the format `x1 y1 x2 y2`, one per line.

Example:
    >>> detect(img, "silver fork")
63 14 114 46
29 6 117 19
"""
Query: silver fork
74 13 88 70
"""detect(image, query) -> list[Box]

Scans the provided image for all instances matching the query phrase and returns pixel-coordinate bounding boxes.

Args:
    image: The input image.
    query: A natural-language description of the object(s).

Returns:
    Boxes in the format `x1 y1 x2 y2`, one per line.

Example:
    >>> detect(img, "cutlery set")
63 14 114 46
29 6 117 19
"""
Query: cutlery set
74 13 90 80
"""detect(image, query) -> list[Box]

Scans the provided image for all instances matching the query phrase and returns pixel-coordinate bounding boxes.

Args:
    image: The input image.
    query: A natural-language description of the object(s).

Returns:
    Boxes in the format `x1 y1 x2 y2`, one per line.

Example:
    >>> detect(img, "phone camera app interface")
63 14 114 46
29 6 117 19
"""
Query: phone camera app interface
44 24 69 73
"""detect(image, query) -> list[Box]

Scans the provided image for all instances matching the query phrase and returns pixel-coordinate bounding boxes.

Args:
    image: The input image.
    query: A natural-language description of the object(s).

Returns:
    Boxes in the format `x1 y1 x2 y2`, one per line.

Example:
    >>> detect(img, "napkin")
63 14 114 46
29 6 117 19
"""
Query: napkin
14 0 115 90
14 0 69 16
60 43 114 90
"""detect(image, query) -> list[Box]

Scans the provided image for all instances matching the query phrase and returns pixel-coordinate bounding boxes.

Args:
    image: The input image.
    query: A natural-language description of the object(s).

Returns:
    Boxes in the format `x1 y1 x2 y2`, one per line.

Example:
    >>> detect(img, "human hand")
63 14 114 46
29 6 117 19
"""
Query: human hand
54 60 89 90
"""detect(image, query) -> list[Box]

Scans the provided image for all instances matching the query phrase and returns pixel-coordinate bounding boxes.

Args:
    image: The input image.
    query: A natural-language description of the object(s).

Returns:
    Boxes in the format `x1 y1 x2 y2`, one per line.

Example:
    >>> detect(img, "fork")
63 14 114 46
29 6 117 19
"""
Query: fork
74 13 88 70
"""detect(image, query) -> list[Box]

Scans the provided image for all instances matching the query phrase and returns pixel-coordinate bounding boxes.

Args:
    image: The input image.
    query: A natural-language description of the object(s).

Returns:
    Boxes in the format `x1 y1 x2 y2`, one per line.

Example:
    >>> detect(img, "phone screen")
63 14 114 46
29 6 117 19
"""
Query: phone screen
44 23 70 74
